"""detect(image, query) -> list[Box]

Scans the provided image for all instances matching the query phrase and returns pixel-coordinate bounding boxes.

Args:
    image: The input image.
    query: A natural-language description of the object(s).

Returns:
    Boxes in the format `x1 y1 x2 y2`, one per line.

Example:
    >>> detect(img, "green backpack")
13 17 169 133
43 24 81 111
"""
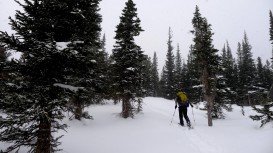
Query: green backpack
177 91 188 103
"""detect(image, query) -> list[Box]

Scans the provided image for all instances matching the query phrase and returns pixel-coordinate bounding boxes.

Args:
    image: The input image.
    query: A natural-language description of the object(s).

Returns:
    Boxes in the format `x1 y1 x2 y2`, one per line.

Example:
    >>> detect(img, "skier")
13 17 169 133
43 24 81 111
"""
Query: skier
175 84 193 127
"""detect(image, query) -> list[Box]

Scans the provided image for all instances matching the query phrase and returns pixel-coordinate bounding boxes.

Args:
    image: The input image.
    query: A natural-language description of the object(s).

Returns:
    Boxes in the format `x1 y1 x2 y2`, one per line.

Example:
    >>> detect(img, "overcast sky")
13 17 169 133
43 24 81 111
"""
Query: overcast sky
1 0 273 71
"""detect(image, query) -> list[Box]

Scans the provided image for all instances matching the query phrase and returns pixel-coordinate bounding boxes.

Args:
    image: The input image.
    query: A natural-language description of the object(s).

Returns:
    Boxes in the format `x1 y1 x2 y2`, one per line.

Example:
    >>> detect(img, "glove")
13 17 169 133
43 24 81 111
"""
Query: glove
175 105 177 109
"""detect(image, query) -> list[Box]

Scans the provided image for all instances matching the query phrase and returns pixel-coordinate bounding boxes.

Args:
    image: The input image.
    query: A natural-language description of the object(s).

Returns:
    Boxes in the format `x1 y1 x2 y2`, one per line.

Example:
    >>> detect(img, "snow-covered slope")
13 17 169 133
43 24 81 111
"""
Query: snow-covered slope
1 97 273 153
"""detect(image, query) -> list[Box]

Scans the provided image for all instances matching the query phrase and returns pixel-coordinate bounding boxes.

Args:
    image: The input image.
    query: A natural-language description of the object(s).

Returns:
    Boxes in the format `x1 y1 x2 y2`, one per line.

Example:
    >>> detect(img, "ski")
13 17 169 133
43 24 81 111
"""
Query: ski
188 125 194 130
178 123 194 130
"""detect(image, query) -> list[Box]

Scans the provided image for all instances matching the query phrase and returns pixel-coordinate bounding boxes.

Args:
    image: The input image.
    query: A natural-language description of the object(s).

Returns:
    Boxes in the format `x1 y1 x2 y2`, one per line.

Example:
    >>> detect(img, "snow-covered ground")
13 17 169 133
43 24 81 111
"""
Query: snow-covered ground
1 97 273 153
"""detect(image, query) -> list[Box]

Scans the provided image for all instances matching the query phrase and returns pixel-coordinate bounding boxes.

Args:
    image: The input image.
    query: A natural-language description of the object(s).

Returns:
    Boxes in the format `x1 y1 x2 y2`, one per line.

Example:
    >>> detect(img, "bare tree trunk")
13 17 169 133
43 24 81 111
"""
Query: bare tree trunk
75 100 82 120
121 95 132 118
74 91 83 120
36 116 51 153
202 67 215 127
207 96 213 126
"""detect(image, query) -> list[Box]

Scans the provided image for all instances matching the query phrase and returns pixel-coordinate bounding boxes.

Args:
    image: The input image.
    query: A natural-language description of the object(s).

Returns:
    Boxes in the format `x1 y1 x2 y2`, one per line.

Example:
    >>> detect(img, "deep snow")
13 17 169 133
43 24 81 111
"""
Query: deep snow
1 97 273 153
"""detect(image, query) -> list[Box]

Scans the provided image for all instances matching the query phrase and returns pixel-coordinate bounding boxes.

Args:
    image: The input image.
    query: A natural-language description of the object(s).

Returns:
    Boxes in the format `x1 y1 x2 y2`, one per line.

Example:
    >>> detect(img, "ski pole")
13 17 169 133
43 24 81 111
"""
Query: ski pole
170 107 177 125
191 106 195 125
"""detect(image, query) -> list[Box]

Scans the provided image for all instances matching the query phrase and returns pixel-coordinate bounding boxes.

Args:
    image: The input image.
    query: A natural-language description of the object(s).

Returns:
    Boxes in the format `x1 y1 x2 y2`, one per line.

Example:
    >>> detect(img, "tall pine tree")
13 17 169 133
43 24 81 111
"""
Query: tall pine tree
151 52 160 97
112 0 144 118
270 10 273 66
0 0 103 152
225 41 237 99
174 44 183 91
214 44 232 119
161 27 175 99
191 6 219 126
238 32 256 105
249 10 273 127
65 0 104 120
270 10 273 44
142 55 153 96
185 45 202 102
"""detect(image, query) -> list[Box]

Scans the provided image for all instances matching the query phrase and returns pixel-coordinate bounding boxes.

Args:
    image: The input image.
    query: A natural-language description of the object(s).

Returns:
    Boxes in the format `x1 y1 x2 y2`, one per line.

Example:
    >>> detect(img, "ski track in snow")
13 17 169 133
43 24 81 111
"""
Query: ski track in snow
144 98 226 153
184 129 224 153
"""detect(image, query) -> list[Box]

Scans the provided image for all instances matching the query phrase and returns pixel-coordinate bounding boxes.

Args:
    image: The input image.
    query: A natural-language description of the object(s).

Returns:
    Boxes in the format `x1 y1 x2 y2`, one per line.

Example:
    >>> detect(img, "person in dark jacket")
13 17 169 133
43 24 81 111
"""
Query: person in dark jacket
175 84 193 127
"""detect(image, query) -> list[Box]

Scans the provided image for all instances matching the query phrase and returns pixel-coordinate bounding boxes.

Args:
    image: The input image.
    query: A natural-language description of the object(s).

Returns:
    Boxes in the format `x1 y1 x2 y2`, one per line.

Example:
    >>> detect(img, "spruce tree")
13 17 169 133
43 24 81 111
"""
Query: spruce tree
0 0 103 151
0 47 8 78
263 60 273 90
174 44 183 91
249 10 273 127
142 55 153 96
270 10 273 44
250 102 273 127
151 52 159 97
238 32 256 105
270 10 273 65
0 1 70 151
191 6 219 126
0 47 9 98
159 66 167 97
112 0 144 118
162 27 175 99
214 44 232 119
236 42 244 103
216 42 236 111
65 0 103 120
256 57 264 88
185 45 202 102
253 57 270 104
101 34 109 61
225 42 237 98
99 33 112 99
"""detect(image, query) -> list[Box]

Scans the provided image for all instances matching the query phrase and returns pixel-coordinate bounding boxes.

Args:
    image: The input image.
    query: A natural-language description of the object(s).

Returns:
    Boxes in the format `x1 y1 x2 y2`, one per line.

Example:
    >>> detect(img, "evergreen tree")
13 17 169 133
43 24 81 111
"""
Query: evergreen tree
269 10 273 44
191 6 219 126
101 33 109 61
0 0 103 152
159 66 167 97
0 47 9 96
151 52 159 96
0 1 69 151
185 45 202 103
216 42 236 111
0 47 8 78
256 57 264 88
214 44 232 119
65 0 104 120
99 33 112 100
162 27 175 99
112 0 144 118
249 10 273 127
269 11 273 70
236 42 244 103
225 42 237 98
233 62 239 99
174 44 183 91
250 102 273 127
142 55 153 96
263 60 273 90
238 32 256 105
271 48 273 68
253 57 270 104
